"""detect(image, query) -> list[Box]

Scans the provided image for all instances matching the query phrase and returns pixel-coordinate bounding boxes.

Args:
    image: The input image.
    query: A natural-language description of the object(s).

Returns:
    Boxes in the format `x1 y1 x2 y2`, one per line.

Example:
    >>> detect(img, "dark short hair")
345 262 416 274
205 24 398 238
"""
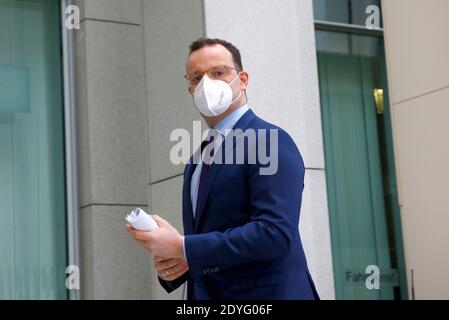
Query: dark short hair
189 38 243 71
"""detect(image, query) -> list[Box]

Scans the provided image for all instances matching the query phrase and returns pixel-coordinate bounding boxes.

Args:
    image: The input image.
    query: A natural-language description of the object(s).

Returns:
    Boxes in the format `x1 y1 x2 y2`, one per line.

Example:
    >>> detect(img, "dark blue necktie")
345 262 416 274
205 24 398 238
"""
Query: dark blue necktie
195 134 216 219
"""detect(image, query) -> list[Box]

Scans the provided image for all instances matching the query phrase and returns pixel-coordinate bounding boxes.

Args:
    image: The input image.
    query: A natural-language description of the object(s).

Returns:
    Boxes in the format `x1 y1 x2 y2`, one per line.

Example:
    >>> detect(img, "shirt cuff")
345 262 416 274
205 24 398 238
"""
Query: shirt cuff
182 236 187 261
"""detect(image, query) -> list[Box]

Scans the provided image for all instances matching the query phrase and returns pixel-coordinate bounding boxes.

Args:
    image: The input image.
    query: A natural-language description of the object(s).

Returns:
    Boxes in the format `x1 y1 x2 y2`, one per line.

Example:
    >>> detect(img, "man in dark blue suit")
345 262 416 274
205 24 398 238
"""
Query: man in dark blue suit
127 38 319 300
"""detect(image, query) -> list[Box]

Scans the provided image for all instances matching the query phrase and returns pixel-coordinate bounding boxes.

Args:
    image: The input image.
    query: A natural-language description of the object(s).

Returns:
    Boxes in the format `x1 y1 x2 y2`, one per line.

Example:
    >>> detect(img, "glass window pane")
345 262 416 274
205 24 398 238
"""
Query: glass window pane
0 0 67 300
0 65 30 113
316 30 408 300
314 0 382 27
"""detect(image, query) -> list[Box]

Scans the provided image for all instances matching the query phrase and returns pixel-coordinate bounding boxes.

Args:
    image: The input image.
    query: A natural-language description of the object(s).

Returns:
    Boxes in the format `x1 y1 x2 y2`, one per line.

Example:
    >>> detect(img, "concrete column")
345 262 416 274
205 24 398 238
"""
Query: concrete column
74 0 153 299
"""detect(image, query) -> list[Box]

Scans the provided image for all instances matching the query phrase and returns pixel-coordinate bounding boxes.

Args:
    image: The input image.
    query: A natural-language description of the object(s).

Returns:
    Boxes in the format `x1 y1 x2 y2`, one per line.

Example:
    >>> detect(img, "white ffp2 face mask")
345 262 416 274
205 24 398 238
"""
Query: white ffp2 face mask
193 74 242 117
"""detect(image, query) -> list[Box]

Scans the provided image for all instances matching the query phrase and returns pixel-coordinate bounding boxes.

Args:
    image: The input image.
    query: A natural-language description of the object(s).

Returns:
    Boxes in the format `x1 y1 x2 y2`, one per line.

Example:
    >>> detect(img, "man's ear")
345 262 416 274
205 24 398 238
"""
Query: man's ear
240 71 249 90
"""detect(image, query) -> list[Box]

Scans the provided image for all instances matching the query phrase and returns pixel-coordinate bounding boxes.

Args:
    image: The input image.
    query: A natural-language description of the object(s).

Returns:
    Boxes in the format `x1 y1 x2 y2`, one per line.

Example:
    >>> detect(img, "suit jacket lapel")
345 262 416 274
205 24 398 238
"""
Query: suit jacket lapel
193 110 256 232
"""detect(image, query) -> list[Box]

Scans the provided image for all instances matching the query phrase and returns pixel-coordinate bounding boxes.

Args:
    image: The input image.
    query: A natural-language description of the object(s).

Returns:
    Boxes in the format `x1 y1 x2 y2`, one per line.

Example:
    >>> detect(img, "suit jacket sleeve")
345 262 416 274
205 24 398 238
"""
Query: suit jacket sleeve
184 130 305 279
158 271 190 293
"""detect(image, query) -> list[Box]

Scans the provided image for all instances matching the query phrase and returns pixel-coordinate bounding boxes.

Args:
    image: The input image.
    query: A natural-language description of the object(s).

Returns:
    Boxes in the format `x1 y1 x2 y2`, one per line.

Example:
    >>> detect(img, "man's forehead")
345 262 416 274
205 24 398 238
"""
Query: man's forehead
187 44 234 73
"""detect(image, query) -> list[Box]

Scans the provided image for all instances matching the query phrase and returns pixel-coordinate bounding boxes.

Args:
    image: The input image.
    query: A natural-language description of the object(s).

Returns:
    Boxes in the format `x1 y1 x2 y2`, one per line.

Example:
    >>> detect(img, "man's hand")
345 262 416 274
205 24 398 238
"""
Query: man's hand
154 255 189 281
126 215 184 260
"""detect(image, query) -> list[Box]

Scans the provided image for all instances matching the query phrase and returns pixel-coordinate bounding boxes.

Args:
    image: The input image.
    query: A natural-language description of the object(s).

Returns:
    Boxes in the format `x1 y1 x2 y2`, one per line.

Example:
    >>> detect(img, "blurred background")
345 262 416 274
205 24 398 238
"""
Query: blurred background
0 0 448 300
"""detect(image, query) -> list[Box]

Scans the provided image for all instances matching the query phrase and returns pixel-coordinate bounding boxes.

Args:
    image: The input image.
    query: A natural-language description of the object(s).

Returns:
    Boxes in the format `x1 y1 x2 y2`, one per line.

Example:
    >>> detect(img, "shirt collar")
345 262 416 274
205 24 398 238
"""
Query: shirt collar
213 104 250 136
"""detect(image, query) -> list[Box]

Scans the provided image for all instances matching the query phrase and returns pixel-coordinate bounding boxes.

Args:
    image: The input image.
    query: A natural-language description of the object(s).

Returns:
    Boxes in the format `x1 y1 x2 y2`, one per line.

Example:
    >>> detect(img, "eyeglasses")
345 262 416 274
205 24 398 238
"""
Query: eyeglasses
184 65 240 87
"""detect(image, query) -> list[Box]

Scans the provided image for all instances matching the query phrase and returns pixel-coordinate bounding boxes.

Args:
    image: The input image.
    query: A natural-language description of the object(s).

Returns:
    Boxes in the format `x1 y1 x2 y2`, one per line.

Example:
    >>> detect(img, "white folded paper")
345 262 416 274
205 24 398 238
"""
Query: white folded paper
125 208 158 231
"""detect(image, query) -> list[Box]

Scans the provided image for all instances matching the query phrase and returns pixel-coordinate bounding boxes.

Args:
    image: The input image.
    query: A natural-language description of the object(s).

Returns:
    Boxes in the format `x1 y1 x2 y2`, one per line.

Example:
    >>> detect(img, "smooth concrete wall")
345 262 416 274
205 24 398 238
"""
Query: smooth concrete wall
74 0 153 299
203 0 335 300
382 0 449 299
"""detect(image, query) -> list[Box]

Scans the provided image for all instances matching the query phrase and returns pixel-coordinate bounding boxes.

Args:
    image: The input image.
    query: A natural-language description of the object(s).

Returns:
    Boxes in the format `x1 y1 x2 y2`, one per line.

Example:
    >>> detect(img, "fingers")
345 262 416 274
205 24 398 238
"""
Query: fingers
158 264 189 282
128 228 154 241
151 215 170 227
154 257 188 280
155 257 187 271
154 258 179 271
161 269 186 282
158 262 186 276
153 255 167 263
154 255 187 264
